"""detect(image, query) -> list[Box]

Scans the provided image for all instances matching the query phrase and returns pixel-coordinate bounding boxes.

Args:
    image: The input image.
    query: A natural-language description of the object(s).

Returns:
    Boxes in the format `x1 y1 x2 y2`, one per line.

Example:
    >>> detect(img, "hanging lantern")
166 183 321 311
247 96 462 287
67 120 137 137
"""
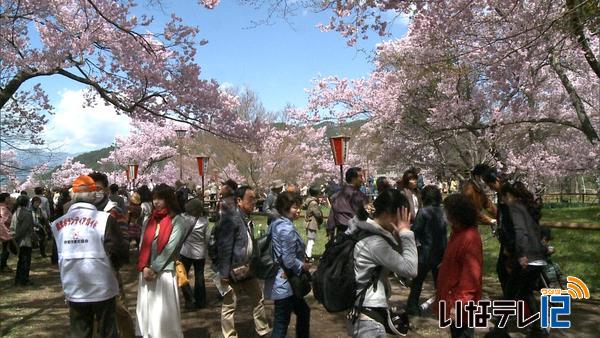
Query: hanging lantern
127 163 139 181
329 135 350 165
196 156 209 176
175 129 187 139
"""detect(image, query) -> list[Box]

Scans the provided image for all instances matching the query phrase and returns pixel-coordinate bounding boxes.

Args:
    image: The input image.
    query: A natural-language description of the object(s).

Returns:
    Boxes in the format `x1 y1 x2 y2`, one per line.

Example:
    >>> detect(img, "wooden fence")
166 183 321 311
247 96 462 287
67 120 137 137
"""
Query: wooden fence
541 193 599 205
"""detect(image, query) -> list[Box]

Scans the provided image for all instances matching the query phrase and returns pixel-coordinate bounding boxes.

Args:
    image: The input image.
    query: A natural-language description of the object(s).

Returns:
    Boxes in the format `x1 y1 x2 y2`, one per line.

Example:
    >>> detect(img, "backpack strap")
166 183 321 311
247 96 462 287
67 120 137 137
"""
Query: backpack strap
350 230 400 323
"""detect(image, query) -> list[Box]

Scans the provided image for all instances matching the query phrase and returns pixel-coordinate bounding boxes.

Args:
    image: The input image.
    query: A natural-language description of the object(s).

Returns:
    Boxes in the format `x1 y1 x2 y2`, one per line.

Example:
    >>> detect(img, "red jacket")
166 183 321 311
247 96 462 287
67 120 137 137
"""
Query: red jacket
436 226 483 319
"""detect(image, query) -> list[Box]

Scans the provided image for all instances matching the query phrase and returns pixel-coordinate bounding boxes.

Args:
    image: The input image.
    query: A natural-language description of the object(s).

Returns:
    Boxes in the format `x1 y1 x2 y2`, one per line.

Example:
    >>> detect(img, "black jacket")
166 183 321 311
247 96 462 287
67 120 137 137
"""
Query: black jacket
103 215 129 270
216 207 254 277
499 202 545 262
412 205 447 267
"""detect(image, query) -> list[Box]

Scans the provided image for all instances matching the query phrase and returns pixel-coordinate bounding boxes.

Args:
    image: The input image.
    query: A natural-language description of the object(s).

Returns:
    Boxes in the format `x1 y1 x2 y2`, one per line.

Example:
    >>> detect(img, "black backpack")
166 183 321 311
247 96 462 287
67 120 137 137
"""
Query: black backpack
312 229 394 313
250 231 278 279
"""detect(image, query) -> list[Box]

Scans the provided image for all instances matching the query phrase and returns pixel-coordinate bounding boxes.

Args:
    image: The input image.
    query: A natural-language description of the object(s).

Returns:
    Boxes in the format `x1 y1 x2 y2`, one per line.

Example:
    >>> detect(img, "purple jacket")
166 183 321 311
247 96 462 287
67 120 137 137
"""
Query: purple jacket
327 185 368 231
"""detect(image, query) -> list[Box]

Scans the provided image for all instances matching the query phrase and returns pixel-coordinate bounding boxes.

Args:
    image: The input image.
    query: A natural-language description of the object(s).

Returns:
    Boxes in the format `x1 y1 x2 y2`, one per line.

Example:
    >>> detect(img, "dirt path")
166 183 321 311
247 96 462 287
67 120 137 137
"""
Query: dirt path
1 251 598 338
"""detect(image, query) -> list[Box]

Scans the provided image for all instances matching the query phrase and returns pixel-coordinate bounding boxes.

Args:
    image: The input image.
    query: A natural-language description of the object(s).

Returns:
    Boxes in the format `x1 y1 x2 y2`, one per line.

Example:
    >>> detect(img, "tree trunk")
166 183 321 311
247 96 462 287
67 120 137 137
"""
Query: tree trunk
566 0 600 79
549 52 599 144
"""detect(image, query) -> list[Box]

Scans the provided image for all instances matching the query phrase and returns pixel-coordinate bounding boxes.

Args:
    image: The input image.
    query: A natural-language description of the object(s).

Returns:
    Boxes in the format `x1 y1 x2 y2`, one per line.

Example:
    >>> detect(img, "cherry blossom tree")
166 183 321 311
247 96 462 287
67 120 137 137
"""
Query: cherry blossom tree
51 157 92 188
221 161 245 183
0 150 20 190
315 1 599 139
99 119 179 185
295 0 599 181
0 0 240 149
18 164 50 191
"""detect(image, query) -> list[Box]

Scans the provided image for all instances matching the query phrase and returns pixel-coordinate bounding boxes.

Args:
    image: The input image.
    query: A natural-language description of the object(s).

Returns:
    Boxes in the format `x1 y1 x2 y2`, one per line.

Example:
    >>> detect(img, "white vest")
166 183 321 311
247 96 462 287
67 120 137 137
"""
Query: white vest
51 202 119 302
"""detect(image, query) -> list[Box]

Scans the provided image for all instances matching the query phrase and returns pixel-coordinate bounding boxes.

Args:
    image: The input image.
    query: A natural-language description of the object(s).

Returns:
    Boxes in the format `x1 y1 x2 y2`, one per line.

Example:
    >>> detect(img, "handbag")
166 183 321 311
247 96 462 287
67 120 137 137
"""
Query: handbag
278 254 311 298
230 264 252 283
286 268 312 298
175 260 189 287
175 218 198 287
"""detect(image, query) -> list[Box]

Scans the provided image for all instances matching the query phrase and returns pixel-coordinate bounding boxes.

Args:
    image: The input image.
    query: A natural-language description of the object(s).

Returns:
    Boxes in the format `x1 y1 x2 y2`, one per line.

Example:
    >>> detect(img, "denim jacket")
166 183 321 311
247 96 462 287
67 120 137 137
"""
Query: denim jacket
263 216 306 300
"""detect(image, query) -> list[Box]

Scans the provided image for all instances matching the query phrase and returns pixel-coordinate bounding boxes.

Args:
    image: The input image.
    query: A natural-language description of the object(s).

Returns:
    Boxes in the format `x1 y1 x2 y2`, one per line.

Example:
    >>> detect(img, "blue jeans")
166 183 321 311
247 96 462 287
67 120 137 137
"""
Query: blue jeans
272 295 310 338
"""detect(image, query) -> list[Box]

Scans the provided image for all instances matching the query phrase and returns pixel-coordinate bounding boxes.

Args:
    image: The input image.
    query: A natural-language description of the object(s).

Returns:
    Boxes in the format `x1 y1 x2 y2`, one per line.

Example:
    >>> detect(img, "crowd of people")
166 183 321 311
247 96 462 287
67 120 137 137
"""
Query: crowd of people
0 163 555 338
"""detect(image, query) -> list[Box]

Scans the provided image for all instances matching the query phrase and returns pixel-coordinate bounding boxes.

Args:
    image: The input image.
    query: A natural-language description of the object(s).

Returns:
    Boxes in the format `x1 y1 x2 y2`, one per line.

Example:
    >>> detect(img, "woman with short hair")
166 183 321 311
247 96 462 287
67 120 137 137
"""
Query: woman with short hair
11 195 34 286
264 191 311 338
436 194 483 338
406 185 447 315
179 198 209 309
31 196 49 258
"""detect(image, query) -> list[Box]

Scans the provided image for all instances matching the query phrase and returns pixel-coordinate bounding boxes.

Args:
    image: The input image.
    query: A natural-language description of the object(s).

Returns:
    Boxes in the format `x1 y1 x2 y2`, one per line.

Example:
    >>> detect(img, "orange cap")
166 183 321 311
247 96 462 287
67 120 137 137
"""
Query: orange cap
72 175 97 193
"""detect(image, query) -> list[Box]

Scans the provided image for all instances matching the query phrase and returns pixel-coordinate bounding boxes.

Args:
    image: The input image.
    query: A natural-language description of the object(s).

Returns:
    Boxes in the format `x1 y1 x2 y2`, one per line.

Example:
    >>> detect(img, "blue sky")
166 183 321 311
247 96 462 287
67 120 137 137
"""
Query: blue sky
37 2 408 154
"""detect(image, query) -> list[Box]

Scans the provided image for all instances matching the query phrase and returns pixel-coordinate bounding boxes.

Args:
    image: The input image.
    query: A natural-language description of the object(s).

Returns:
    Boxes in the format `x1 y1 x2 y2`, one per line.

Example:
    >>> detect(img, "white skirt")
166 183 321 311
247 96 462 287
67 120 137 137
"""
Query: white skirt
136 270 183 338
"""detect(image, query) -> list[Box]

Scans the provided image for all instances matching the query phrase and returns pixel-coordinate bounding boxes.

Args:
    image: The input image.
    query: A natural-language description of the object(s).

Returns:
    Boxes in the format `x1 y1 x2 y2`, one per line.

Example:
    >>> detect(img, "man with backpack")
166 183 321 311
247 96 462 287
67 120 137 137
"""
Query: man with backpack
326 167 369 242
313 189 417 337
214 185 271 338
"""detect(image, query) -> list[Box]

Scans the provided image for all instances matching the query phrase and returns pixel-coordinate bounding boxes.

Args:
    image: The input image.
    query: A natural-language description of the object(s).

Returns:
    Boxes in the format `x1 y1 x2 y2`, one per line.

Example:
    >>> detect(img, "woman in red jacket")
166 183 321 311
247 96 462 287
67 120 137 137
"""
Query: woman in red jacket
436 194 483 338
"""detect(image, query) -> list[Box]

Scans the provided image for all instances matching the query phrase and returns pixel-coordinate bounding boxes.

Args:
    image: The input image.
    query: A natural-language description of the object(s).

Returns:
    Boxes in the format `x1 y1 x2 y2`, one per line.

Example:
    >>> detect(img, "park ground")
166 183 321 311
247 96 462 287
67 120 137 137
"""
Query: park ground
1 205 599 337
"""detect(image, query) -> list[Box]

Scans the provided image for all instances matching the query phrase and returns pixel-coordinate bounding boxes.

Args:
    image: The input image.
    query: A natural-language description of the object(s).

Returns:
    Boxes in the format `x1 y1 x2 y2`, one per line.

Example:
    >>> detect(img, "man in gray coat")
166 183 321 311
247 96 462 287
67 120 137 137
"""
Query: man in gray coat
216 186 270 338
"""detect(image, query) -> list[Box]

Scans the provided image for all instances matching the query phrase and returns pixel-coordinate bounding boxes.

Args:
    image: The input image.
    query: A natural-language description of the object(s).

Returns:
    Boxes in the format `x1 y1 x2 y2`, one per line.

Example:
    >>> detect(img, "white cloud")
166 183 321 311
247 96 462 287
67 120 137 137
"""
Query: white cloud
384 9 411 27
43 89 131 154
219 82 234 90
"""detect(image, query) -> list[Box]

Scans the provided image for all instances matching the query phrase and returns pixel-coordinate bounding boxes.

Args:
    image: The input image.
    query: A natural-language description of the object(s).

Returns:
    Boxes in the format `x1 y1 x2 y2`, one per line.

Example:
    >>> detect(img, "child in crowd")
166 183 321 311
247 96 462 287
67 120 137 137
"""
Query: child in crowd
436 194 483 338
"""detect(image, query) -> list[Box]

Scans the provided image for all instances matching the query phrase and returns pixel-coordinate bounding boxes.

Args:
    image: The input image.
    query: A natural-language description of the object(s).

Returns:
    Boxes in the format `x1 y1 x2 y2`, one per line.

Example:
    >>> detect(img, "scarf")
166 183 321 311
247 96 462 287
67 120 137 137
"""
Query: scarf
136 208 174 272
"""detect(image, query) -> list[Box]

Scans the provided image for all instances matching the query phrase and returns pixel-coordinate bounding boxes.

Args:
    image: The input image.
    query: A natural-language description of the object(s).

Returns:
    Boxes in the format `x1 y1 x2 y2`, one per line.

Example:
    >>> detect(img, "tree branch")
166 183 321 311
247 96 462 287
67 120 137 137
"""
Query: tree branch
549 51 599 144
566 0 600 78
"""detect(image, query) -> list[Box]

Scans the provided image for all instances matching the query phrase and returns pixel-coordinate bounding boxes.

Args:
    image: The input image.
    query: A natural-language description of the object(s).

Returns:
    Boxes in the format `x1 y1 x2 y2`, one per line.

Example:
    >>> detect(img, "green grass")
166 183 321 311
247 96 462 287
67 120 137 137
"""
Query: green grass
250 215 331 257
480 224 600 294
540 205 600 224
249 205 600 294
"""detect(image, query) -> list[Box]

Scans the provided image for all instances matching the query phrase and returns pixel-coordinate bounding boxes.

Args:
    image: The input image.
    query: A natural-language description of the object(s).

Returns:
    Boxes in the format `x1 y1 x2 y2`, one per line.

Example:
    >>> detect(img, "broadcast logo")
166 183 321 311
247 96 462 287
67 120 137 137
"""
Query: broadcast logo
540 276 590 329
438 276 590 330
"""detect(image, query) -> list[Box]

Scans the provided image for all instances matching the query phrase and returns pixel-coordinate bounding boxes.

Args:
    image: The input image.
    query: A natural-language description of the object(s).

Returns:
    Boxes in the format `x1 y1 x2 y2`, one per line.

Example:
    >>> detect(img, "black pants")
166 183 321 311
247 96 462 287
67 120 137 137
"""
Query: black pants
450 324 474 338
15 246 32 285
496 246 509 293
180 255 206 308
69 297 119 338
1 241 11 270
37 228 47 257
51 240 58 265
272 295 310 338
494 264 546 336
407 262 439 312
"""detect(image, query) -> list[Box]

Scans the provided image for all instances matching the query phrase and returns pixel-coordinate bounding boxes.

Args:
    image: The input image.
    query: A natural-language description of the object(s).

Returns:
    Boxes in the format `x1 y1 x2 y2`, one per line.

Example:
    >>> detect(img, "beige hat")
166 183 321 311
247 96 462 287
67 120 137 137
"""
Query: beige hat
271 179 285 190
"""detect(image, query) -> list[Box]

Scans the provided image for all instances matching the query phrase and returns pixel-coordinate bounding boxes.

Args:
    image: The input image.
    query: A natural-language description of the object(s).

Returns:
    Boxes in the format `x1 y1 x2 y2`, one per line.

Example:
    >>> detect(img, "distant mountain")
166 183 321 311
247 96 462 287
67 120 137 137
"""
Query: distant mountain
72 146 114 170
13 151 73 180
314 119 367 137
